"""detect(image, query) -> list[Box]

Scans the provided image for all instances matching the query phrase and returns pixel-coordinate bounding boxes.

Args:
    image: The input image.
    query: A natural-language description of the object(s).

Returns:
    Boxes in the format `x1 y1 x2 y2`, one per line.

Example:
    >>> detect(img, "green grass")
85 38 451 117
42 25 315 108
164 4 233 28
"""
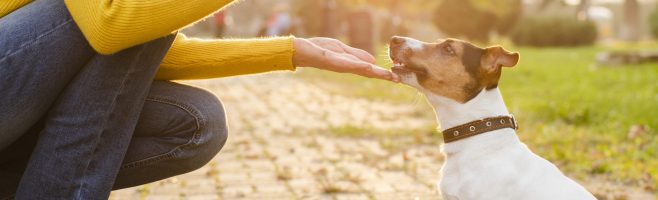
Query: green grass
297 45 658 192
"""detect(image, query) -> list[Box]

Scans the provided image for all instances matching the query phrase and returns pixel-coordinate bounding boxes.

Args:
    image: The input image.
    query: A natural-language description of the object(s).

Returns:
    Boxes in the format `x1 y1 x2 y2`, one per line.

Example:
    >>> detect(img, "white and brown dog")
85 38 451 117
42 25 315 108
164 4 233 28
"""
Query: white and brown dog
388 36 596 200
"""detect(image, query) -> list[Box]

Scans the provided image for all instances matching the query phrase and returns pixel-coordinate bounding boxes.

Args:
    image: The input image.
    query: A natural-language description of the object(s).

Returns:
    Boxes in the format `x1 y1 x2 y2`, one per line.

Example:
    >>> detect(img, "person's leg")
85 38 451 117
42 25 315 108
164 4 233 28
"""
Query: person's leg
0 81 228 198
113 81 228 189
1 0 222 196
0 120 41 200
14 32 176 199
0 0 177 198
0 0 95 150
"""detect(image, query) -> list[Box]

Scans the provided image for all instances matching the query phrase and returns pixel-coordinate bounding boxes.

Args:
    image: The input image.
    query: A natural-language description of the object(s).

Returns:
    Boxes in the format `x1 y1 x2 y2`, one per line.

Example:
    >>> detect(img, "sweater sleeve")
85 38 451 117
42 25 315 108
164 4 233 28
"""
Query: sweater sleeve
0 0 31 17
63 0 235 55
155 34 296 80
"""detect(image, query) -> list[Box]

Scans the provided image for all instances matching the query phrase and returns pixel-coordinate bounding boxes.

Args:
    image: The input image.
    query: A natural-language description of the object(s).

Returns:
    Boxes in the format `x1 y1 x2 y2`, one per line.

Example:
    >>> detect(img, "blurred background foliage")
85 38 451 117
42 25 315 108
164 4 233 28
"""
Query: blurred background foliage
433 0 522 42
651 4 658 38
510 17 598 46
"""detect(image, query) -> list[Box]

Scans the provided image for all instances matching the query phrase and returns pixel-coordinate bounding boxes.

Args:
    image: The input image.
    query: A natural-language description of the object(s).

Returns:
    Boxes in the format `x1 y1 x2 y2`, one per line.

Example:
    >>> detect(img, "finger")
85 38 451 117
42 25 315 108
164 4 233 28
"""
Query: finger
338 43 377 64
309 38 346 53
319 51 362 72
329 56 395 81
310 38 376 64
322 50 396 81
338 52 362 63
363 65 396 81
390 72 401 83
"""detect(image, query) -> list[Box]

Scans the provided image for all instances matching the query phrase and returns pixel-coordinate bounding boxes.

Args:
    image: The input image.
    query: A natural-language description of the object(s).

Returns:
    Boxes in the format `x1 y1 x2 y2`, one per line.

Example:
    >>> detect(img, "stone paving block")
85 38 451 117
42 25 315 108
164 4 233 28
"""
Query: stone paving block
392 182 434 193
184 165 211 176
332 181 362 193
254 183 289 193
297 194 334 200
221 184 254 198
143 195 181 200
297 154 323 163
177 182 218 195
215 160 245 172
243 160 276 171
149 183 186 196
378 171 415 184
361 181 396 193
108 190 140 200
213 150 239 159
248 171 279 181
289 178 323 195
218 172 249 184
184 194 220 200
371 193 441 200
272 156 300 167
358 140 388 157
184 177 216 187
291 147 322 157
240 193 297 200
334 193 370 200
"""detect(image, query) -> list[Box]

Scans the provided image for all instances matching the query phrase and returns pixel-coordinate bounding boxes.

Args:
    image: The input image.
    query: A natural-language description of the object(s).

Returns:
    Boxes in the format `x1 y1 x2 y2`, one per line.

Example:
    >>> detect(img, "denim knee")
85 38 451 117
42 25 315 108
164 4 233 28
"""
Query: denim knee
114 82 228 189
175 86 228 171
146 82 228 171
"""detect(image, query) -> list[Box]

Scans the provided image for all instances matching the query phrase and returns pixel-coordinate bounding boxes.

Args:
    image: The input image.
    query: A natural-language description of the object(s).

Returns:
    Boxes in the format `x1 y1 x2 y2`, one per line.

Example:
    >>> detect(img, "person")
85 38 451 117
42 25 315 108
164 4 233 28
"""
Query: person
265 3 292 37
213 11 227 37
0 0 399 199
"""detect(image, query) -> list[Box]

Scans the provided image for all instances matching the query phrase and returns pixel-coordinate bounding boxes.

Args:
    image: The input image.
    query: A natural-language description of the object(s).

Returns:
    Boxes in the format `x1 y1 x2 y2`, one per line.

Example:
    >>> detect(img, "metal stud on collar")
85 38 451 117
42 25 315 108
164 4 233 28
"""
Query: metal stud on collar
510 114 519 130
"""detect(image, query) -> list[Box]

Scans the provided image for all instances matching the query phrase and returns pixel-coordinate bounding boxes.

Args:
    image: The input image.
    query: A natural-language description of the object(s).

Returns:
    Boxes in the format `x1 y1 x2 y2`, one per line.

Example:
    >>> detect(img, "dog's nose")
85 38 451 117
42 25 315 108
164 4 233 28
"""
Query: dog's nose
391 36 405 46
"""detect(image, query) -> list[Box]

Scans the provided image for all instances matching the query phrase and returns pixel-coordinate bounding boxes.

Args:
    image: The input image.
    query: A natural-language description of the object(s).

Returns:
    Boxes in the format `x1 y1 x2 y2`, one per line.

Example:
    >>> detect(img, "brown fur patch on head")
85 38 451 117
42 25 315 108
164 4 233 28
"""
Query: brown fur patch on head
404 39 519 103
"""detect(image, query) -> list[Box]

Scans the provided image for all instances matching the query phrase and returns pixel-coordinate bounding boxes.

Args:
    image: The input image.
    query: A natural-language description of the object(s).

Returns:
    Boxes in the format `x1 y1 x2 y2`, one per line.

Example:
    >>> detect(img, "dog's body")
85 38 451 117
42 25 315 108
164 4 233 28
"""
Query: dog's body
432 89 594 200
388 36 596 200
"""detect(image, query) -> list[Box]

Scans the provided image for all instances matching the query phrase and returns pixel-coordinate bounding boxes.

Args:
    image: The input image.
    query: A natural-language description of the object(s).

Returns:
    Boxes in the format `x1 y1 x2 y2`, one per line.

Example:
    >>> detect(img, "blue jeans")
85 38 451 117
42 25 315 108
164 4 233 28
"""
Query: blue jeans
0 0 228 199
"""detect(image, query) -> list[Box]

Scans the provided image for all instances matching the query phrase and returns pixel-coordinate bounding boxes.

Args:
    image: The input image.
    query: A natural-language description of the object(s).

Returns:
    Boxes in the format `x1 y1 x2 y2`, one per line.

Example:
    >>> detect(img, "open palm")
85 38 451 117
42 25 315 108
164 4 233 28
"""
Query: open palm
293 37 399 82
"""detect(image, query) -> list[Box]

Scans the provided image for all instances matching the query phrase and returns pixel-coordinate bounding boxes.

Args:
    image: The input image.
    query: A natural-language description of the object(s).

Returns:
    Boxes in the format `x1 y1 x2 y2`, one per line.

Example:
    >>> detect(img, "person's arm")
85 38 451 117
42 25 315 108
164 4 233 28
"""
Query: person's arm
155 34 295 80
64 0 235 54
156 34 399 82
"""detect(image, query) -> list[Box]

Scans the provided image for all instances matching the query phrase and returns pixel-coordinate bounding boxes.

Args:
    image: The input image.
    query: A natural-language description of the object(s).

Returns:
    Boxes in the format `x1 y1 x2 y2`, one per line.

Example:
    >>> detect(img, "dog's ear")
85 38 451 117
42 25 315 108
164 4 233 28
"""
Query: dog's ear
482 46 519 72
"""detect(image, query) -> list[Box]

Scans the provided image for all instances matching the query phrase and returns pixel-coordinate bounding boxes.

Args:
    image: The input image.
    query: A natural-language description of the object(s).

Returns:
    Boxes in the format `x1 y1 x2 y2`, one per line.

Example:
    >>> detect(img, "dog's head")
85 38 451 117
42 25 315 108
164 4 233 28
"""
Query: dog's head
389 36 519 103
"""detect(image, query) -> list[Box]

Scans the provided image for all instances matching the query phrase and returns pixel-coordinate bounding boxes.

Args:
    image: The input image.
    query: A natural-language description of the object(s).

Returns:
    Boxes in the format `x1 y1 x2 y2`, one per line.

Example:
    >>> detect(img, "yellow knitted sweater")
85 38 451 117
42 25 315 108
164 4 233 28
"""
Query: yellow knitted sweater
0 0 295 80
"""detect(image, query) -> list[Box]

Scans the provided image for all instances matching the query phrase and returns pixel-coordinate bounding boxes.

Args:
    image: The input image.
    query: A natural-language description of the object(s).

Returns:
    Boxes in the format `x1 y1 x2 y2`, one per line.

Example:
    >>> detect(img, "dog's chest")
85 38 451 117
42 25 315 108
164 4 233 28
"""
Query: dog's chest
438 145 538 200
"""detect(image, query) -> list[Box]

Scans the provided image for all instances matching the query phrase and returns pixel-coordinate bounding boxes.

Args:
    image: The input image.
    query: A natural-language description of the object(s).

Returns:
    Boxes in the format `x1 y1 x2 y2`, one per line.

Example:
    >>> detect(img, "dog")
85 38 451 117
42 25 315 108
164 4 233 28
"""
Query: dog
388 36 596 200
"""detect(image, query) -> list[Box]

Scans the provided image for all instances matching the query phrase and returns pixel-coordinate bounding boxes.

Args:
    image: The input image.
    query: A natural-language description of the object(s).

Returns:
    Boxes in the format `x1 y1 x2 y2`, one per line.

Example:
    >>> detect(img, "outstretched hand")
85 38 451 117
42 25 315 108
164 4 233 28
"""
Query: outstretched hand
293 38 400 82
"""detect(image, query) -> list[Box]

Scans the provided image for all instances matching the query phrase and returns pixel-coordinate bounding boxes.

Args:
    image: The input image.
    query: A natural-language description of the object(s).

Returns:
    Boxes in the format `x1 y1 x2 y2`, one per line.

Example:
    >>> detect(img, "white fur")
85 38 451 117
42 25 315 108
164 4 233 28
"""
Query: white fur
397 61 596 200
403 37 425 51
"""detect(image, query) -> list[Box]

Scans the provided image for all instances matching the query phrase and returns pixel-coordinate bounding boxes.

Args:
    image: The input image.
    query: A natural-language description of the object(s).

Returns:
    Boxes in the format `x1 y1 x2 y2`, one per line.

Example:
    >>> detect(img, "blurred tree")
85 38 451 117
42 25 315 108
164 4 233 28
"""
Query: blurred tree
539 0 590 20
432 0 521 42
338 0 437 11
347 9 375 54
622 0 640 42
292 0 437 38
291 0 340 37
576 0 590 20
541 0 640 42
510 16 597 47
650 4 658 39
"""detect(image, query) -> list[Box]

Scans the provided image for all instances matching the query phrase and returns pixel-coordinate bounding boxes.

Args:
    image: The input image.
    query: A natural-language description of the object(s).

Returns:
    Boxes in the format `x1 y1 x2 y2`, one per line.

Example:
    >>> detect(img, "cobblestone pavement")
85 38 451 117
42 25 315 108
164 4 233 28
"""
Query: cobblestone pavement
111 73 442 200
110 73 655 200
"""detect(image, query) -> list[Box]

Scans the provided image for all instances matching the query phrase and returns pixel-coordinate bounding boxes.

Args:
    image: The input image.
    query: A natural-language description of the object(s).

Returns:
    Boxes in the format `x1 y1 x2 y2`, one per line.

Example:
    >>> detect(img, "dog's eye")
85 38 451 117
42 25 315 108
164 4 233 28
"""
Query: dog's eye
443 45 455 55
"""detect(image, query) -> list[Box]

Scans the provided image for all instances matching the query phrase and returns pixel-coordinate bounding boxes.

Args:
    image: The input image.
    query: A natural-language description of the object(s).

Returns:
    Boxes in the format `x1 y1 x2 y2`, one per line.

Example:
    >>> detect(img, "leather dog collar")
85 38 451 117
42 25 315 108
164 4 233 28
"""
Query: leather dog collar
443 115 518 143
